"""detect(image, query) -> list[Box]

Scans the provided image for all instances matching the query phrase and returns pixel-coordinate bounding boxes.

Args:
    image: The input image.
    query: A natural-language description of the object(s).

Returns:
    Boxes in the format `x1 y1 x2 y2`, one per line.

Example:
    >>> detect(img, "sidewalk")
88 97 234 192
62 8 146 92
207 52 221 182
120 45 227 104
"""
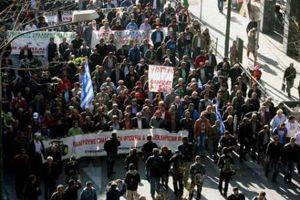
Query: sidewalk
187 0 300 103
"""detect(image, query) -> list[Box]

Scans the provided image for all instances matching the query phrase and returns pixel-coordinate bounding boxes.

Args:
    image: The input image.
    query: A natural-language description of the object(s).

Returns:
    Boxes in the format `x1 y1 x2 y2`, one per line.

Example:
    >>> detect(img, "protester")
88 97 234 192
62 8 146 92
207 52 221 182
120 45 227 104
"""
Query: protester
125 163 141 200
50 184 65 200
283 138 300 184
80 181 97 200
227 187 246 200
265 135 284 183
252 191 267 200
189 155 206 200
218 147 235 197
145 148 164 199
104 131 121 178
283 63 297 98
2 1 298 199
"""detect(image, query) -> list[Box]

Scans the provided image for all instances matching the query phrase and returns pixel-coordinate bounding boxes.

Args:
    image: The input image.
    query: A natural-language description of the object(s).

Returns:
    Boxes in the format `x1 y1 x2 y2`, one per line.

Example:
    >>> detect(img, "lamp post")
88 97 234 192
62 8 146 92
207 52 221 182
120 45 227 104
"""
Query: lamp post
0 9 99 199
224 0 232 57
199 0 203 21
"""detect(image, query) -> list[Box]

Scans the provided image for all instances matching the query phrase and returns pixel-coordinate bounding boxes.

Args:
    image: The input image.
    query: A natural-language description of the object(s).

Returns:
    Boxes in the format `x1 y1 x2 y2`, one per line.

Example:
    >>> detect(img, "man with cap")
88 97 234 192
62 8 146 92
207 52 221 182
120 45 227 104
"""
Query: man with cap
227 187 246 200
189 155 206 200
104 131 121 178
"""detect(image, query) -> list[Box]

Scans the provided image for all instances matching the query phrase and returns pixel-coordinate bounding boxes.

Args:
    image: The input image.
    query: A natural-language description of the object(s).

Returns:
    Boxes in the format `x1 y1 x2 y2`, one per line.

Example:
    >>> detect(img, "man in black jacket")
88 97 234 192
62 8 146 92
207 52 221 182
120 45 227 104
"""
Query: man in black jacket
218 147 235 197
104 131 121 178
125 163 141 200
283 137 300 183
178 136 194 187
142 135 158 162
170 151 185 198
145 148 164 199
47 37 57 63
265 135 284 183
238 117 252 162
227 187 245 200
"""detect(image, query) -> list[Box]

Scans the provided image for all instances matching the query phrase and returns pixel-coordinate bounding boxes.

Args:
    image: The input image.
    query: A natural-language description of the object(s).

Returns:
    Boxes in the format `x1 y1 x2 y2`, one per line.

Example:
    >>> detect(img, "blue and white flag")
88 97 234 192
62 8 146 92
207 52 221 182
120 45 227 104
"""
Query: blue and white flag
80 62 94 110
215 105 225 134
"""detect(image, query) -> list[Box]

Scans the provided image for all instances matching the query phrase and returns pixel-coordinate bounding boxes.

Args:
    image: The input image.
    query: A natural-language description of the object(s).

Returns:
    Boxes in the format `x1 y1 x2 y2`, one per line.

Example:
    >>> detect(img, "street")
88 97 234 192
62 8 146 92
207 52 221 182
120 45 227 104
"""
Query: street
5 153 300 200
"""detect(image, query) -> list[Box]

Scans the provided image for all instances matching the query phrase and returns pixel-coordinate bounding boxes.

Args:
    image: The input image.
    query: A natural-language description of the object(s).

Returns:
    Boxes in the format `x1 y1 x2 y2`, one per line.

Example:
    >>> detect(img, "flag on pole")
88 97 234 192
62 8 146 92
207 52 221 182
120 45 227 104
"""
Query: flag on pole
215 104 225 134
80 61 94 110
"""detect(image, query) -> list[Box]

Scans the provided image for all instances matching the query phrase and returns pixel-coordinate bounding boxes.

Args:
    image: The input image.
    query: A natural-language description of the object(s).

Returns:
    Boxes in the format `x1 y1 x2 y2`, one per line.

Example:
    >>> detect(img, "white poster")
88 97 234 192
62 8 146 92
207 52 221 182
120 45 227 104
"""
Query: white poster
148 65 174 93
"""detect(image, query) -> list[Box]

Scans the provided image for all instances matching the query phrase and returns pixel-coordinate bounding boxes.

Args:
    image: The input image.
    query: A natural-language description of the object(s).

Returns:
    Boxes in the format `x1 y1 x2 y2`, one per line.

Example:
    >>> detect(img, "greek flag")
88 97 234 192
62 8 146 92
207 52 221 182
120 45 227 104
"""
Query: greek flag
80 62 94 110
215 104 225 134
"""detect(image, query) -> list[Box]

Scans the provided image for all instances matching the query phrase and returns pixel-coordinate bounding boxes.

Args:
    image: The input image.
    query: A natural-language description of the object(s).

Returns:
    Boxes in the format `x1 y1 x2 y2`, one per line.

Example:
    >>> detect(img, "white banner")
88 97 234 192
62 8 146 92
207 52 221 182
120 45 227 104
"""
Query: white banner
42 129 187 161
7 31 76 55
61 7 126 22
91 28 168 49
148 65 174 93
44 12 58 26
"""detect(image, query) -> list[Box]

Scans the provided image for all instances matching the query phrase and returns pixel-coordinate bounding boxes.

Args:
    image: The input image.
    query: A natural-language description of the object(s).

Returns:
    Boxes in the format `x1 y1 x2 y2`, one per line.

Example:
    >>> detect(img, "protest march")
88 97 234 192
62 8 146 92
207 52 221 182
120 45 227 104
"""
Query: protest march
1 0 300 200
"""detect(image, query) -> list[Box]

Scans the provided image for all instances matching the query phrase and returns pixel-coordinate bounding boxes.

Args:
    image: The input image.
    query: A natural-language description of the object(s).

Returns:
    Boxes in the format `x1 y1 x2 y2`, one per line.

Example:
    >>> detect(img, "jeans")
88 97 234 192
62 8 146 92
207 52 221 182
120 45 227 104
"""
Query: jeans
149 177 161 198
197 134 206 155
217 0 224 12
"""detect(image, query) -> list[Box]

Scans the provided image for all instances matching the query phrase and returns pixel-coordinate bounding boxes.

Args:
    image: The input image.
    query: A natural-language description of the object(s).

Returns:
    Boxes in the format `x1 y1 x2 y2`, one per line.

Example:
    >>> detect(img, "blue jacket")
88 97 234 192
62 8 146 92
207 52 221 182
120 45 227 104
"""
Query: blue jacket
128 47 141 65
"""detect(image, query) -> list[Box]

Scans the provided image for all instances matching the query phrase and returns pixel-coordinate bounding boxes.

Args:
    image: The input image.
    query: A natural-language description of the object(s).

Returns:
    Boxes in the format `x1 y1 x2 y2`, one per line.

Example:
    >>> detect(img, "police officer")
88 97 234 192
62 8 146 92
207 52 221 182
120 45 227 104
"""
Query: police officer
189 156 206 200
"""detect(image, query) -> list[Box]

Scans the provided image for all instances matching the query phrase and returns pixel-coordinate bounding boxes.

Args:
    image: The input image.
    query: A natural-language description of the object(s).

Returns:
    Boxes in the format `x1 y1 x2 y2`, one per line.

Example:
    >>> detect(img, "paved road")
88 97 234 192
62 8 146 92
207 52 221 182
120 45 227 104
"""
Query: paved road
187 0 300 102
5 153 300 200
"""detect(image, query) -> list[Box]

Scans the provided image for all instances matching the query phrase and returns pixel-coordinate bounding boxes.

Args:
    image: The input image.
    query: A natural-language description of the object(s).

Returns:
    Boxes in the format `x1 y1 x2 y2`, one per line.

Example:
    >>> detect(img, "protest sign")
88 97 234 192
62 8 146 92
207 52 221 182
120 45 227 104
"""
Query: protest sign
62 10 73 22
148 65 174 93
7 31 76 55
44 11 59 25
42 129 187 161
61 7 126 22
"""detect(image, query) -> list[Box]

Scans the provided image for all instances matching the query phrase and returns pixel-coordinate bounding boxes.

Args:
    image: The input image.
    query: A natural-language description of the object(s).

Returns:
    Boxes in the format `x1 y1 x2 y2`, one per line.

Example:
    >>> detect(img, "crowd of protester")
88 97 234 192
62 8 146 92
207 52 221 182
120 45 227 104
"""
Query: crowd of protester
1 0 300 200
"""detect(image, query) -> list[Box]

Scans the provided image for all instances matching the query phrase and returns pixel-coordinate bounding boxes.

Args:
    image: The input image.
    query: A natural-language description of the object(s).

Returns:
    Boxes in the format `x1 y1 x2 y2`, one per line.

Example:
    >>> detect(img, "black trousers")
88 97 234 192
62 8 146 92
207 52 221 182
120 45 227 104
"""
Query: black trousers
218 172 231 196
173 175 184 197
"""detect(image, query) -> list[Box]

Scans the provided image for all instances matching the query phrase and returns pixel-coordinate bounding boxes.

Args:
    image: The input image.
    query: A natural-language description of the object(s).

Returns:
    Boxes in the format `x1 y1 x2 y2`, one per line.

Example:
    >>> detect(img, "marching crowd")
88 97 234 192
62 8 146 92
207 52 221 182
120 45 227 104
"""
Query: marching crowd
1 0 300 200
